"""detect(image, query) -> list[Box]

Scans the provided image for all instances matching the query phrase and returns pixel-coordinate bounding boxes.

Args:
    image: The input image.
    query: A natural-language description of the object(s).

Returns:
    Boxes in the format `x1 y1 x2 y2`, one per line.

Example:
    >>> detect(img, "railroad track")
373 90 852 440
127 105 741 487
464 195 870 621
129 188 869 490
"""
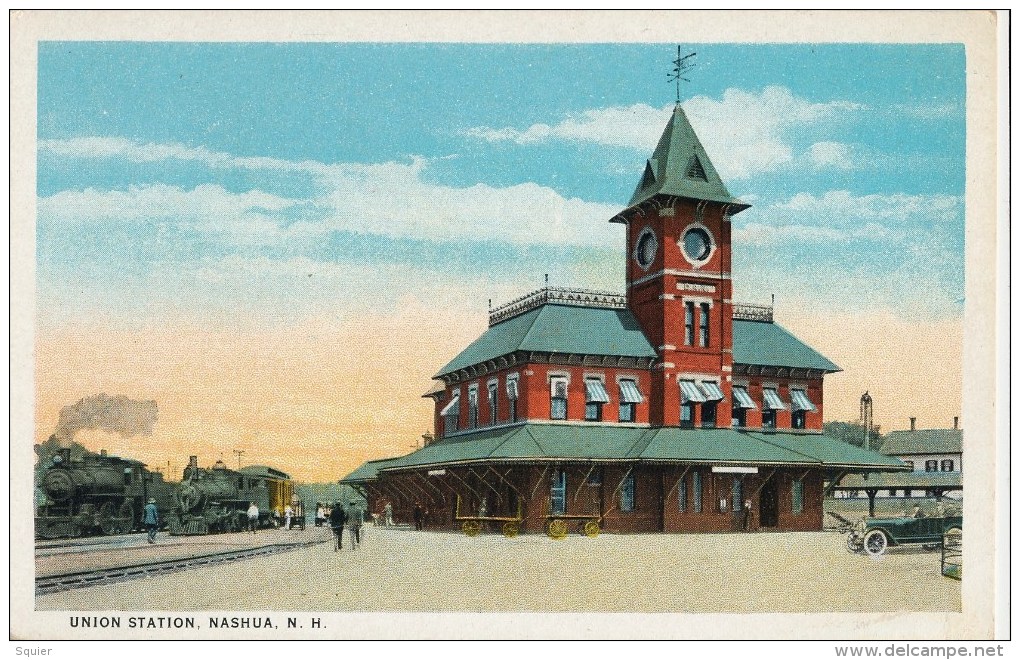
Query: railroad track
36 539 325 595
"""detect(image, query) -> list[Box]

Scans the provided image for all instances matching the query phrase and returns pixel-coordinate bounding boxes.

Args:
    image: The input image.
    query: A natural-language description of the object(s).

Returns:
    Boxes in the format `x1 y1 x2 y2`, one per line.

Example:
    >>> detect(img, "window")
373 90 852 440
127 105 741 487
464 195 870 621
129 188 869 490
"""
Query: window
792 479 804 515
791 410 806 429
699 381 723 429
620 474 636 512
686 155 707 180
732 478 743 512
123 468 132 486
506 377 519 423
550 470 566 514
731 386 755 428
699 302 710 347
584 378 609 421
680 380 704 429
468 386 479 429
905 460 915 471
678 474 687 512
685 302 695 345
762 387 784 430
925 460 938 472
692 471 703 513
619 379 642 423
941 459 955 472
488 382 498 425
441 390 460 435
550 377 568 420
587 468 603 486
790 389 817 412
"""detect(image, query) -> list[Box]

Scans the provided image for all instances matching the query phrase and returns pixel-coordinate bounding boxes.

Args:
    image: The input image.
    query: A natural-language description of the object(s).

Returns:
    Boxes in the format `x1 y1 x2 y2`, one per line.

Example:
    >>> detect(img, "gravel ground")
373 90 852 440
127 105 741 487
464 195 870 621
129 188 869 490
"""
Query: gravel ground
36 526 960 613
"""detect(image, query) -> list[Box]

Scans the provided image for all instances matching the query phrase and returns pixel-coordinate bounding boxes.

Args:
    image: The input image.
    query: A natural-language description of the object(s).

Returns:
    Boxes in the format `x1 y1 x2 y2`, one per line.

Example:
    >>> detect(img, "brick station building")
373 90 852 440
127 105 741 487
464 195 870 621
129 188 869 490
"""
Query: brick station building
342 101 906 535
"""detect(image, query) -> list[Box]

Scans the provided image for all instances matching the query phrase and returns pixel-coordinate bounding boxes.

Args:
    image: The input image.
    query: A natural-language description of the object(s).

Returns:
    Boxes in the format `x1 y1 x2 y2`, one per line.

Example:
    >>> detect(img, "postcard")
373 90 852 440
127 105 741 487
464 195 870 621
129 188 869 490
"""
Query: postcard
10 10 1005 643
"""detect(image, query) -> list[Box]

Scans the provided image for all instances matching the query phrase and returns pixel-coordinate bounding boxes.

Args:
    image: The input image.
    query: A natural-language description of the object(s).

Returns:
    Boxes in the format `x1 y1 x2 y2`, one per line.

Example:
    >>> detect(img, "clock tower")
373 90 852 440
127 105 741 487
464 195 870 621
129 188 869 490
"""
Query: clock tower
611 103 750 427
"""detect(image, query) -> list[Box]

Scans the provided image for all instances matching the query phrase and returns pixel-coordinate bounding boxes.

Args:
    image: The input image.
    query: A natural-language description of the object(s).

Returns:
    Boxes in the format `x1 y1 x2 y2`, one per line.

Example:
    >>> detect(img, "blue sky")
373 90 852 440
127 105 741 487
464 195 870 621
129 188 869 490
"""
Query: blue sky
37 42 966 327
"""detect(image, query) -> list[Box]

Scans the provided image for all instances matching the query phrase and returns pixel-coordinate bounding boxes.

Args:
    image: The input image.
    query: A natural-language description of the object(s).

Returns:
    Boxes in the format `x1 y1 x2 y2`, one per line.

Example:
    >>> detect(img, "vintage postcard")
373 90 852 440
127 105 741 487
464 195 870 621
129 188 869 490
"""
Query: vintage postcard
10 10 1005 643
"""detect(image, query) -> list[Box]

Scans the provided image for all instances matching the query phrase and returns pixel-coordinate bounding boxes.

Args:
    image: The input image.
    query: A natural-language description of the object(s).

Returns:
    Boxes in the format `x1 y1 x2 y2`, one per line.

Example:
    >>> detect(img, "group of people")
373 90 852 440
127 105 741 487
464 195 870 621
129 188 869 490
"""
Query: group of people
371 501 427 531
328 500 365 551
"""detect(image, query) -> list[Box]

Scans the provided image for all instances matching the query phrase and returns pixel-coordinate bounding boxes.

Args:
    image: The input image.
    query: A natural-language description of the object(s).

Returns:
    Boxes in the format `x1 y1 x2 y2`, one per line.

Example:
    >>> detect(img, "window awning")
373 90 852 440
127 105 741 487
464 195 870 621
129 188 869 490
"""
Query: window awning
506 378 519 400
680 380 706 403
440 392 460 416
763 388 786 410
585 379 610 403
732 386 756 410
791 389 817 412
619 379 643 404
699 381 725 401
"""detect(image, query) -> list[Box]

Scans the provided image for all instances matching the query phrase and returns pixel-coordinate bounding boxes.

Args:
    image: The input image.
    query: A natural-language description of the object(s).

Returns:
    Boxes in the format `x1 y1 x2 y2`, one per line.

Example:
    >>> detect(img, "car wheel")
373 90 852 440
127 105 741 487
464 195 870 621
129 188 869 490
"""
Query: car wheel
864 529 888 557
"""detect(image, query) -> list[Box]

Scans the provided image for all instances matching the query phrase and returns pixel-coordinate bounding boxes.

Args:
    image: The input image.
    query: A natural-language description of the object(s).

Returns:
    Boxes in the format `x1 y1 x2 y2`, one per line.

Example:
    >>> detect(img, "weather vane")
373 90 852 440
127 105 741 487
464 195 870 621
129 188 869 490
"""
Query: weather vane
667 47 697 103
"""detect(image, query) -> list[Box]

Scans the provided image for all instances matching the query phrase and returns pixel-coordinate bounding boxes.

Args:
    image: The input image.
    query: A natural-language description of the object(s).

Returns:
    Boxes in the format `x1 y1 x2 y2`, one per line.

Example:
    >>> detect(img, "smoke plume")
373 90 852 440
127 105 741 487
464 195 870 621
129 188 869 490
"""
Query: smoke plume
53 393 159 447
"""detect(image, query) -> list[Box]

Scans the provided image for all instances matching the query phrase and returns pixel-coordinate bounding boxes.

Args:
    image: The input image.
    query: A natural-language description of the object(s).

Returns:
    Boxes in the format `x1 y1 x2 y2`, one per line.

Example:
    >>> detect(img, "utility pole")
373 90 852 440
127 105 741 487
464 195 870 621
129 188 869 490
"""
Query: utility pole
233 448 246 470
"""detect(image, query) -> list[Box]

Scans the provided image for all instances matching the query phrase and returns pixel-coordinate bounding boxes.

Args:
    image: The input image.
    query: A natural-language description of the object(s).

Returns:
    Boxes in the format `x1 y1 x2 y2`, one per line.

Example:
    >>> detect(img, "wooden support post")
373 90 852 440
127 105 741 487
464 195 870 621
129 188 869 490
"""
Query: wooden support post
823 470 850 498
468 467 503 504
574 464 597 501
664 466 691 502
866 489 877 517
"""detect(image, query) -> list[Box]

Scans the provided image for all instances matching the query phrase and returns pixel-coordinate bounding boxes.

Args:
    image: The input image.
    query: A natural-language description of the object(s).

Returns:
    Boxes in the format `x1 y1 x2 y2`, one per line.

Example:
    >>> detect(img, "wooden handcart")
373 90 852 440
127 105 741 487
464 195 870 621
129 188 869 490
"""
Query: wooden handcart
455 495 523 538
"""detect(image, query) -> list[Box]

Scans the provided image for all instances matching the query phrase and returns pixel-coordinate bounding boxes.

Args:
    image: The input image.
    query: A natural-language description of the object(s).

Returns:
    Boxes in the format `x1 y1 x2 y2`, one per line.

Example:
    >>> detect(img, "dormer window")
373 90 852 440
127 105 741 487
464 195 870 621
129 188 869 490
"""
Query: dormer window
506 376 519 423
467 385 479 429
619 379 642 423
685 155 707 181
762 387 785 430
487 381 498 425
441 390 461 435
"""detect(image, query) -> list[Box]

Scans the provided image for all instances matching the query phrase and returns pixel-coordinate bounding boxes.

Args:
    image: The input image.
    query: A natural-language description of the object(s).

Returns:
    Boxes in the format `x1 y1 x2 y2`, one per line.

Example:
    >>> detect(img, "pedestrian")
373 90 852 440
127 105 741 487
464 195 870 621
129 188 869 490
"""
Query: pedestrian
346 500 364 549
384 502 393 527
272 507 281 528
329 500 348 551
143 497 159 543
743 499 753 531
284 503 293 530
912 504 926 518
316 502 326 527
413 502 424 531
247 501 259 534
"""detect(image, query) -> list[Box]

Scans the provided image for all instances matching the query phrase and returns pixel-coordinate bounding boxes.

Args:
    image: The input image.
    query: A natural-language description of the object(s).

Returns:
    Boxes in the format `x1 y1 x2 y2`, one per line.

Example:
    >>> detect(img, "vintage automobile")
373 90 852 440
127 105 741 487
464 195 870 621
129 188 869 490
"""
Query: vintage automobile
846 514 962 556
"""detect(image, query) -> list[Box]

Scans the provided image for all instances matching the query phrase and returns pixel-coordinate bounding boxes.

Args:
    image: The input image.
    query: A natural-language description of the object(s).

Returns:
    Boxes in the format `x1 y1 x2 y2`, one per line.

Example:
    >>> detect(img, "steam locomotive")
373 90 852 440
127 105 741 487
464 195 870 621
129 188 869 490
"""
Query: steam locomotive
35 446 173 539
168 456 296 535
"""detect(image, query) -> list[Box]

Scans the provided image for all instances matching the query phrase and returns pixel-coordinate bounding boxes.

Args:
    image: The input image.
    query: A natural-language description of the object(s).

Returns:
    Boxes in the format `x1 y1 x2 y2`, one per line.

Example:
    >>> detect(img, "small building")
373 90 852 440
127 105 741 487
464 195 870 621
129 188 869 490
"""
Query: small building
342 93 907 535
834 418 962 512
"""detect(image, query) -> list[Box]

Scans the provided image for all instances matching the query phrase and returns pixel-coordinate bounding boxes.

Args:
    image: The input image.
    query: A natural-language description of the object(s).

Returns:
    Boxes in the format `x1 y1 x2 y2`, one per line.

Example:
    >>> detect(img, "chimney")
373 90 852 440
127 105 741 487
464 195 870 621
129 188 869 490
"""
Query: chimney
953 416 959 430
100 449 107 457
910 417 916 431
189 455 198 468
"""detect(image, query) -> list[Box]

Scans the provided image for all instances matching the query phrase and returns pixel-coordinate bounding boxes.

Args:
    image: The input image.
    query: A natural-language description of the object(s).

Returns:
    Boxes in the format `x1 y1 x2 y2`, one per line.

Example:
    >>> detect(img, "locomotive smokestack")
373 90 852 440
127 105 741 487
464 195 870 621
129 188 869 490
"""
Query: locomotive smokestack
189 455 198 468
100 449 107 457
953 416 959 430
909 417 916 431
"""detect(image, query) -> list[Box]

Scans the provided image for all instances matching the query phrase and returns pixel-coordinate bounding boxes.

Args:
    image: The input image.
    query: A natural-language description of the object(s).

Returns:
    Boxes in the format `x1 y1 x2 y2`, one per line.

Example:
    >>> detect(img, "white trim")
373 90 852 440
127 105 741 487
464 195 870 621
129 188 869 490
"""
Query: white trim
582 372 606 382
712 466 759 474
487 377 499 387
546 371 571 383
633 225 658 272
681 295 714 307
657 345 677 351
628 268 731 288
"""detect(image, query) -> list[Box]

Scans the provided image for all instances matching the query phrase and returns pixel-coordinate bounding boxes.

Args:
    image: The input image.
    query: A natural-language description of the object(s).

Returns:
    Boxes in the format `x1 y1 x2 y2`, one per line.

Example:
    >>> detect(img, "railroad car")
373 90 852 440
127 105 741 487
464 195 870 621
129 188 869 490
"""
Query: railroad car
168 456 296 535
35 445 173 539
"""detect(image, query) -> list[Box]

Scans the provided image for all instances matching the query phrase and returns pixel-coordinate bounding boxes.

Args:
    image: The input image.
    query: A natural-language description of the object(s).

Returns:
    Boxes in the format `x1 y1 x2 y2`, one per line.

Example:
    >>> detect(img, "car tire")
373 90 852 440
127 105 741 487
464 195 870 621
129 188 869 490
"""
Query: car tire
864 529 888 557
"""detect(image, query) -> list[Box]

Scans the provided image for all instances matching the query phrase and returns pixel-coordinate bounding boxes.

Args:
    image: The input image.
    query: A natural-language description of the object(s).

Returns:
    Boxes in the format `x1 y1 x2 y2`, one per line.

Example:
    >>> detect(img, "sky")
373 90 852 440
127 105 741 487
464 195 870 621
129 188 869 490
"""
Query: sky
34 42 966 482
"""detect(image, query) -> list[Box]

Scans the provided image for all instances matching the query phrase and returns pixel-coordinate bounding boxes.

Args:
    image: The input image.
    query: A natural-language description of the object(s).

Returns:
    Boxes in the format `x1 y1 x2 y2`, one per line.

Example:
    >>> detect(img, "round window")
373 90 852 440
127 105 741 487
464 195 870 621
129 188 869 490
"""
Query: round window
635 228 658 269
682 227 713 263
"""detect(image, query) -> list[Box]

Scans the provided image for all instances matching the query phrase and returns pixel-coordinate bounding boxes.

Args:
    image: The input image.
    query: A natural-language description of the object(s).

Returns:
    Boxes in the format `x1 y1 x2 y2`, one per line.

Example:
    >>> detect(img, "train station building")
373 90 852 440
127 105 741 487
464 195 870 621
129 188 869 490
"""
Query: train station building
342 99 907 536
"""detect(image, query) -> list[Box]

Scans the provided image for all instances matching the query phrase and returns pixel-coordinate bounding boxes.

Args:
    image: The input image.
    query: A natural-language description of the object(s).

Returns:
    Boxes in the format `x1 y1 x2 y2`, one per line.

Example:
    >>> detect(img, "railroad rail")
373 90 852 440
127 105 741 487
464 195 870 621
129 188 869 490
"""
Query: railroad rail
36 539 325 595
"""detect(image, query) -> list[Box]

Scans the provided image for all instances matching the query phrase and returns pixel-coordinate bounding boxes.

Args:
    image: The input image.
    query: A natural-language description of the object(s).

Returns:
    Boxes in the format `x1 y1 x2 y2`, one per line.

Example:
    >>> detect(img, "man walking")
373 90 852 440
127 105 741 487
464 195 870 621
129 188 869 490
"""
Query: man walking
329 500 348 551
346 500 364 549
247 501 259 534
143 497 159 543
413 502 425 531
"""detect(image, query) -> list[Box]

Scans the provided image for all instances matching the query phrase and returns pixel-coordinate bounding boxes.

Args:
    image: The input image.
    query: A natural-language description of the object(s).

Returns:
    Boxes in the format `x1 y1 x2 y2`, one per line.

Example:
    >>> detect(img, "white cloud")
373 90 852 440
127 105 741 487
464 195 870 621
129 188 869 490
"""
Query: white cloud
462 86 865 181
770 190 962 226
37 156 624 249
803 142 856 170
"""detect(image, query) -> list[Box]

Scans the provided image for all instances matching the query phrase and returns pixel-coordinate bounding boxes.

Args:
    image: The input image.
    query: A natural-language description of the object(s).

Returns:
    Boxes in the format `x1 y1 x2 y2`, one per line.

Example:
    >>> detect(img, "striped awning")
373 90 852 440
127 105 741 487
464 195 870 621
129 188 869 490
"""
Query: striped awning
440 391 460 416
700 381 725 401
791 389 817 412
585 379 611 403
763 388 786 410
680 380 706 403
619 379 643 404
732 386 756 410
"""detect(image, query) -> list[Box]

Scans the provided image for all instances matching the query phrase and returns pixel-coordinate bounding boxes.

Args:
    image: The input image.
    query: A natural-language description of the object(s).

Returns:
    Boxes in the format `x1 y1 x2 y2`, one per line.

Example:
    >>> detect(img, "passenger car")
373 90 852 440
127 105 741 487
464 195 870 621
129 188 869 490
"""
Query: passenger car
847 514 963 556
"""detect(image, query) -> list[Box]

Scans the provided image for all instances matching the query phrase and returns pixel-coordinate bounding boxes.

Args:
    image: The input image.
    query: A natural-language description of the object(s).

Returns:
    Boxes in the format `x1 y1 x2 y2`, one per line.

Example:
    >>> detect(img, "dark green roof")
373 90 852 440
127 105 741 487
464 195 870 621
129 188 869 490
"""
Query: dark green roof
344 424 907 476
626 104 749 211
880 429 962 456
436 304 656 377
340 457 403 484
835 471 962 490
732 320 841 372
